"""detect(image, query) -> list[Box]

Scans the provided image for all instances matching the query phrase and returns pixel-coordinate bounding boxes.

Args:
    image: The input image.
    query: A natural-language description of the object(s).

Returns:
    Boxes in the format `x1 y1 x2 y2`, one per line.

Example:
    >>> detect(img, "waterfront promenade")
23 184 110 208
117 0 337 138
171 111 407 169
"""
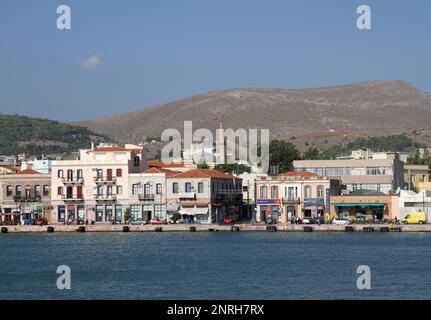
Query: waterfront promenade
1 223 431 233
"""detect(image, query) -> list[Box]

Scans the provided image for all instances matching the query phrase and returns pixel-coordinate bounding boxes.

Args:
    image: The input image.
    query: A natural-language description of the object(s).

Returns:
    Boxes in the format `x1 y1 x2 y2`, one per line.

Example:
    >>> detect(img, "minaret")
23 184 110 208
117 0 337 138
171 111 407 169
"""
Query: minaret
216 122 225 164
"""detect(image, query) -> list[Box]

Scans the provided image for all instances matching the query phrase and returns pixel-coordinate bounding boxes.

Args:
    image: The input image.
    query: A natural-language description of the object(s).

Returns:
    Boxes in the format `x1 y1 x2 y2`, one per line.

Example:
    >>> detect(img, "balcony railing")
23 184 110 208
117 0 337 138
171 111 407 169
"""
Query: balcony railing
282 197 301 204
94 176 117 184
14 195 42 202
61 195 84 202
61 177 84 184
94 194 117 201
138 194 155 201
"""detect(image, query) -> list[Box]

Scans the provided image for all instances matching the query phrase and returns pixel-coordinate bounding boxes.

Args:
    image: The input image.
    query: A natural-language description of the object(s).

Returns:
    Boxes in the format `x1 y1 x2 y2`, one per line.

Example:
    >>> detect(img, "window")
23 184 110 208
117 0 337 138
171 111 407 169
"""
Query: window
198 182 204 193
144 183 150 195
16 185 22 197
77 169 83 180
304 186 312 198
259 186 267 199
34 185 41 197
57 170 63 178
116 168 122 177
172 182 179 193
67 170 73 181
132 184 140 195
77 186 83 199
6 185 12 197
57 187 63 196
97 185 103 196
96 169 103 179
156 183 162 195
96 205 103 222
134 156 140 167
242 186 248 192
107 185 113 196
130 205 141 220
317 186 324 198
287 187 296 199
117 186 123 195
154 204 164 219
43 185 49 196
185 182 192 193
271 186 278 198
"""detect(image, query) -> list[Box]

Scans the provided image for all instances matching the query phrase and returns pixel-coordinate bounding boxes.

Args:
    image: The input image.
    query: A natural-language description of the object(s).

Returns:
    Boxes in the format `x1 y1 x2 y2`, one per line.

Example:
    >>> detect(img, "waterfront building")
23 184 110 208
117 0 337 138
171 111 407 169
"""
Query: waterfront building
237 172 267 220
50 144 146 224
0 168 51 224
330 190 400 221
293 156 404 194
0 166 21 174
255 172 341 224
398 189 431 222
404 164 430 191
166 168 242 224
128 167 179 222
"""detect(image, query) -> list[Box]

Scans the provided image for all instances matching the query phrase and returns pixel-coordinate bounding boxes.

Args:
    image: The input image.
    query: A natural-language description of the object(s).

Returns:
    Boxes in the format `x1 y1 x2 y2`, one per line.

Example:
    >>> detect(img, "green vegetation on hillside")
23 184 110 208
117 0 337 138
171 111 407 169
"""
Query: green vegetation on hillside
0 114 112 156
323 134 421 159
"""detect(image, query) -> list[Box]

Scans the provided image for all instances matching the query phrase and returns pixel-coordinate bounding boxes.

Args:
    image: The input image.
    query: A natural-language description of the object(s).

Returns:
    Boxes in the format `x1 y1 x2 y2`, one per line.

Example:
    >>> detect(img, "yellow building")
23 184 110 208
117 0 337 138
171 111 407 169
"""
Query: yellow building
404 164 430 191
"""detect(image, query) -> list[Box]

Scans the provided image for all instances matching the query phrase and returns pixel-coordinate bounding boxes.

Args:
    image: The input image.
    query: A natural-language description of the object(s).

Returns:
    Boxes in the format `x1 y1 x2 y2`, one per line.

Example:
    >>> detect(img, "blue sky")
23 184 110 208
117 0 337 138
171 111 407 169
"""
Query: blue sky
0 0 430 121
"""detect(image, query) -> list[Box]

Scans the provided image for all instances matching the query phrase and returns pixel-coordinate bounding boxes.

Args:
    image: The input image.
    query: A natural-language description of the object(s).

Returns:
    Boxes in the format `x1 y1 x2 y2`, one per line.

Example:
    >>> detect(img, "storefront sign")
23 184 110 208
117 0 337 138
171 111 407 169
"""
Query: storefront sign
257 199 281 205
304 198 324 206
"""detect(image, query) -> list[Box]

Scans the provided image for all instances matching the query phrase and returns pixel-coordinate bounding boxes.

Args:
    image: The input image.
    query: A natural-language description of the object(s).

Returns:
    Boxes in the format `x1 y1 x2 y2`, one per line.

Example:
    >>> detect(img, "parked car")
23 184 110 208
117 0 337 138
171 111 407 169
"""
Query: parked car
23 219 34 225
150 219 167 225
35 218 48 226
402 212 426 224
129 219 147 226
332 219 350 225
302 218 315 224
223 217 234 224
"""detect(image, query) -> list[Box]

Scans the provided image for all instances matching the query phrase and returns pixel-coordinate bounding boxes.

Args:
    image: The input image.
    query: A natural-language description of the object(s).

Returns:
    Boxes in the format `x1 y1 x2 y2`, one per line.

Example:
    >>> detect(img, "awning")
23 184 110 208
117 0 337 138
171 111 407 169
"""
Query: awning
179 207 209 216
332 202 385 207
166 203 180 212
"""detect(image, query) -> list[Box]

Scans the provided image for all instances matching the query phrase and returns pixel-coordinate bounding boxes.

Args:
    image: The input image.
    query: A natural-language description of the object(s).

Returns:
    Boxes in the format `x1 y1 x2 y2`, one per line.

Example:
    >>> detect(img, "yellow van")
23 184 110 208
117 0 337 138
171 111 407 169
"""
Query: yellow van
402 212 427 224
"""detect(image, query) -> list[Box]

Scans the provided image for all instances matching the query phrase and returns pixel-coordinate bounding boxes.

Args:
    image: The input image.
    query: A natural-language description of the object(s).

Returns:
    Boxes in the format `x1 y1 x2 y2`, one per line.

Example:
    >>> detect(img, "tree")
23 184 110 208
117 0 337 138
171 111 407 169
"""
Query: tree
269 140 300 173
214 163 250 175
123 208 131 223
302 147 323 160
197 162 209 169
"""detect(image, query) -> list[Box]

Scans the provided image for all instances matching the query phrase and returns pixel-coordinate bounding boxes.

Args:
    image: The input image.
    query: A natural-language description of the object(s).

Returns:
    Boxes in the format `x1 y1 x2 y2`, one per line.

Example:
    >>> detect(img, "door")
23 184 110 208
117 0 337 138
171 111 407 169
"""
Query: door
77 186 83 199
66 187 73 199
107 169 113 181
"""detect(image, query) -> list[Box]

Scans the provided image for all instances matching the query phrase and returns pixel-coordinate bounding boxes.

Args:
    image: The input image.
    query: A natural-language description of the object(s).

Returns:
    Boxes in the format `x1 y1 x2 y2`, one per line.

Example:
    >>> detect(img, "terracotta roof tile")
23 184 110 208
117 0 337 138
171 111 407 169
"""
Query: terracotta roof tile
143 167 179 176
171 168 239 180
147 160 185 168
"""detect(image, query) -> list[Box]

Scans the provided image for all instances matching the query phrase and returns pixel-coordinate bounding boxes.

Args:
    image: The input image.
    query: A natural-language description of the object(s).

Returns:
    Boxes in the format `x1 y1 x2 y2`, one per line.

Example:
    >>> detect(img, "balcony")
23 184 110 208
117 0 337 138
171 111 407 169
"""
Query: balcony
14 195 42 202
94 194 117 201
216 190 243 201
61 177 84 185
138 194 155 201
94 176 116 184
282 197 301 205
179 192 196 200
61 195 84 202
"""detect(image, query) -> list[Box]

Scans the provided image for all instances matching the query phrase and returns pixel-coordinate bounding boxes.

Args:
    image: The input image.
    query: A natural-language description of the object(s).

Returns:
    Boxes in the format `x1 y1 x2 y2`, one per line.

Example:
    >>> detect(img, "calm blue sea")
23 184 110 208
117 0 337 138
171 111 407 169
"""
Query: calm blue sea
0 232 430 299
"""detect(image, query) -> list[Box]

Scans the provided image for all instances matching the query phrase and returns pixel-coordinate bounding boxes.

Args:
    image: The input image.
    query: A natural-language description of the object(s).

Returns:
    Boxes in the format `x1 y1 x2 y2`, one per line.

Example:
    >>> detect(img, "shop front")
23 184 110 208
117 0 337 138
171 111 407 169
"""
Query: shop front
256 199 281 224
303 198 325 221
330 194 399 222
57 204 86 223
